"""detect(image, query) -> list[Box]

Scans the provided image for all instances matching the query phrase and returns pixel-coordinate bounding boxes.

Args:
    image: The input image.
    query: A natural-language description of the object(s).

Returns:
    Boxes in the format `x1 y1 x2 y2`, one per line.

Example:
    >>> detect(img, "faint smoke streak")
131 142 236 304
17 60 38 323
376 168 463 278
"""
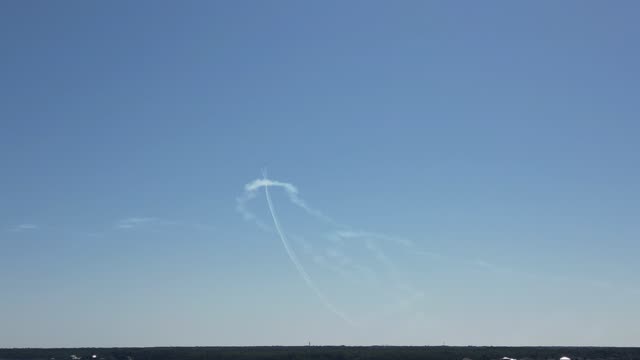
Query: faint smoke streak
114 217 158 229
10 223 38 232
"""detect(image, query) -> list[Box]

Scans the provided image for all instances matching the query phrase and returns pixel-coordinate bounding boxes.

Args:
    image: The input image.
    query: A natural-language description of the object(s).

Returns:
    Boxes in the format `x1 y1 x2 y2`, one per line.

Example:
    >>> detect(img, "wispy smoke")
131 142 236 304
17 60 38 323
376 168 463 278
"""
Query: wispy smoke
244 178 334 224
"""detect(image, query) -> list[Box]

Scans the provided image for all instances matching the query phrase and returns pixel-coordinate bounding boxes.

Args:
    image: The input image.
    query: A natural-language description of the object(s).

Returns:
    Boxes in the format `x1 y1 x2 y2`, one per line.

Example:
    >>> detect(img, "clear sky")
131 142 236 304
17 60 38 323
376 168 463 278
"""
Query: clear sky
1 0 639 348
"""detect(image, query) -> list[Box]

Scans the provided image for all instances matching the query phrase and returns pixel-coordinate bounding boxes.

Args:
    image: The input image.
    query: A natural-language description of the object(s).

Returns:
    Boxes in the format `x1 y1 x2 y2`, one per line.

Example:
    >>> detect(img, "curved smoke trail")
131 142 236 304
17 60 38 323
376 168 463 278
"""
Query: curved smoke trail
263 179 357 327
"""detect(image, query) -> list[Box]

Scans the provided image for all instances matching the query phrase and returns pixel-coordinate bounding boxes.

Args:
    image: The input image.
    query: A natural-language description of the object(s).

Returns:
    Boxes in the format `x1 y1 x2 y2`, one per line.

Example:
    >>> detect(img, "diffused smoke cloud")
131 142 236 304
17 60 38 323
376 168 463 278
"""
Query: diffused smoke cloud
239 175 610 327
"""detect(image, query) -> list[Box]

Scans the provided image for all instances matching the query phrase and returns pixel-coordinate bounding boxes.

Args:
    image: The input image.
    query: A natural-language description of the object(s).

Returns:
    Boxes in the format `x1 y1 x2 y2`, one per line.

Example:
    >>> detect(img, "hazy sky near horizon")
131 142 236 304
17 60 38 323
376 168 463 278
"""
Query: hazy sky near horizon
2 1 640 348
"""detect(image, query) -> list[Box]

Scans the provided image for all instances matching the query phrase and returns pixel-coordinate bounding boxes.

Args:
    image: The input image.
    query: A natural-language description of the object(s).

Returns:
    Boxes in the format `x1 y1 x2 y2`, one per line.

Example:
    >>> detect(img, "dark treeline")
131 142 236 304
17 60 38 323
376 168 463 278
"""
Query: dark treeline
1 346 639 360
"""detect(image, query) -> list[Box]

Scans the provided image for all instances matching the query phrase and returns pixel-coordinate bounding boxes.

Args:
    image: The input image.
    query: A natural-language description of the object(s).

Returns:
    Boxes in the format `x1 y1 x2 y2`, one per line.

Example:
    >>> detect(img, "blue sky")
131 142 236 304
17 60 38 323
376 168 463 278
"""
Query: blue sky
1 1 639 347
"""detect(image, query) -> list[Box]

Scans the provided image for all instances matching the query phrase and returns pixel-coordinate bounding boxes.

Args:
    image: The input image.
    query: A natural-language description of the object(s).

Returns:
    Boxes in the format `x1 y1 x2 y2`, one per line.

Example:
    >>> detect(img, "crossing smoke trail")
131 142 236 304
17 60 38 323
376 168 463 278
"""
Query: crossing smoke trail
257 175 356 326
237 174 429 326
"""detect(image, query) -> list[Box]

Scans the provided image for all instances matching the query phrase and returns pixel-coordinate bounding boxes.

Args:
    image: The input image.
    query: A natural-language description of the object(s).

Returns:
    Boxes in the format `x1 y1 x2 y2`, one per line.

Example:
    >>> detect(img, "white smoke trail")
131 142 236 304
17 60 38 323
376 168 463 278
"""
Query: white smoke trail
262 176 357 326
238 174 431 326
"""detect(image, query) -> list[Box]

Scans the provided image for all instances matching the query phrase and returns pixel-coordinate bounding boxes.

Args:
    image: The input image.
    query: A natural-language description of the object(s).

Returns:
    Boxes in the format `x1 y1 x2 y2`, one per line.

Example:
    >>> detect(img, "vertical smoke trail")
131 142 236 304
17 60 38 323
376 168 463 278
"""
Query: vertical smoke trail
263 179 356 327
